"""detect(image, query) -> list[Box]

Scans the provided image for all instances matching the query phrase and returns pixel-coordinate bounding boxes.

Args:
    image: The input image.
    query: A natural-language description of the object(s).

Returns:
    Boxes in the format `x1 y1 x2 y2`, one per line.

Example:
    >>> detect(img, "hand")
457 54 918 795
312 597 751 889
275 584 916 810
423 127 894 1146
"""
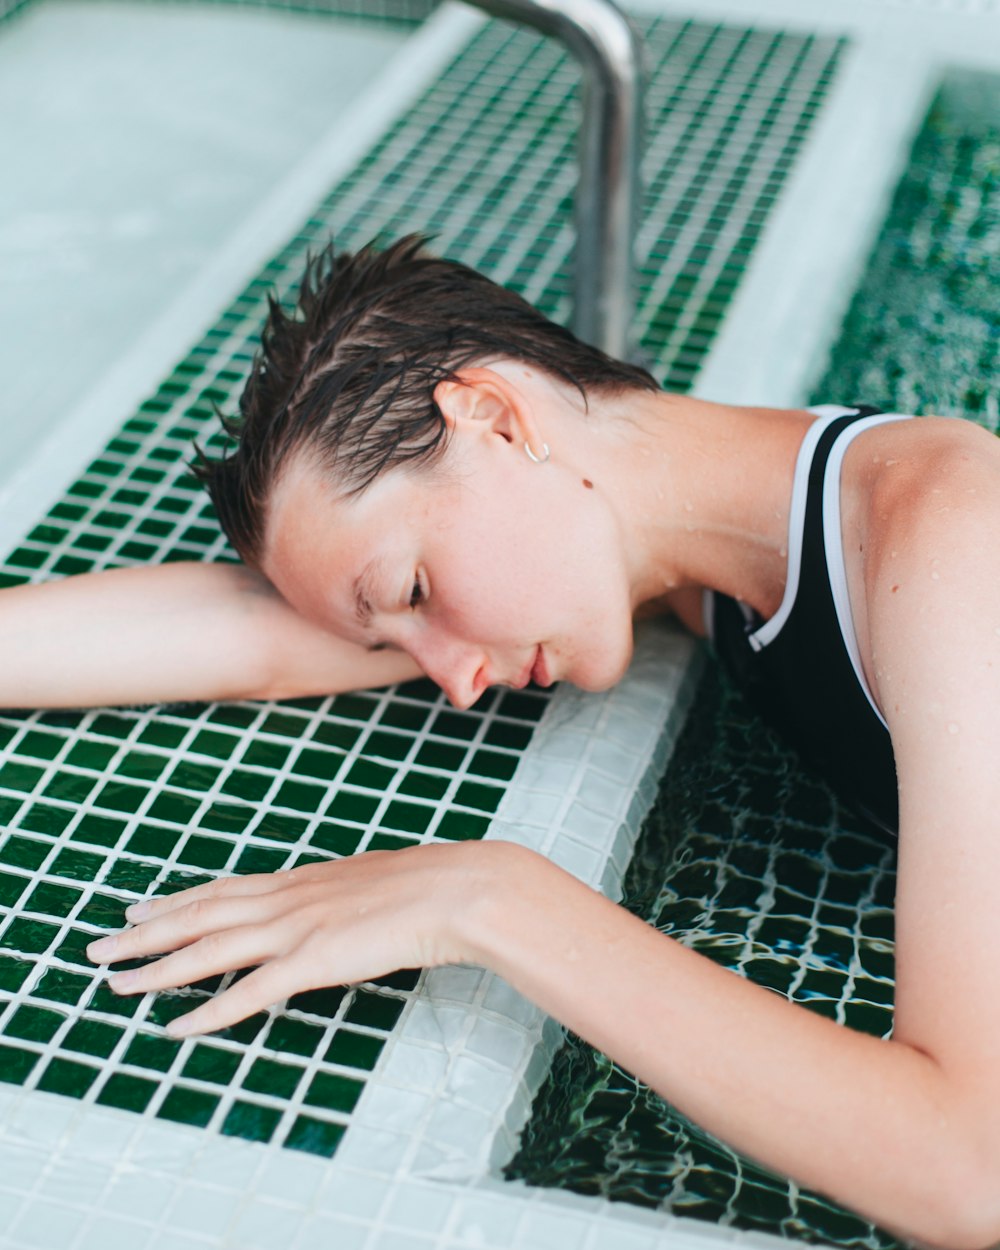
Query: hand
86 842 495 1038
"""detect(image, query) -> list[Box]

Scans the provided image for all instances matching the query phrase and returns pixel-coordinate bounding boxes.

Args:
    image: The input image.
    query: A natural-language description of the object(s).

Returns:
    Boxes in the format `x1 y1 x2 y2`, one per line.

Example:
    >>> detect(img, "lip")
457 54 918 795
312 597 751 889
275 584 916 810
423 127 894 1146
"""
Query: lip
511 657 533 690
530 645 552 688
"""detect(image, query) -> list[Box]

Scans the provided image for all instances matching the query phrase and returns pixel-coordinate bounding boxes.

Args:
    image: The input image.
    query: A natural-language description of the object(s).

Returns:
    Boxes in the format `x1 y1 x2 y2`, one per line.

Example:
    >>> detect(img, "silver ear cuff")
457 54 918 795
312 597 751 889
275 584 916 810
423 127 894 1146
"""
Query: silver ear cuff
524 441 551 464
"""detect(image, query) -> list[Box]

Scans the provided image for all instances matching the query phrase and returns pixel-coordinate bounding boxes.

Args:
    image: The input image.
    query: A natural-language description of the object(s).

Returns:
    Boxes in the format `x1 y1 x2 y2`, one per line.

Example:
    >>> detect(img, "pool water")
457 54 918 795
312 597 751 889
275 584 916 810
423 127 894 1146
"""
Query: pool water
0 0 411 483
506 67 1000 1245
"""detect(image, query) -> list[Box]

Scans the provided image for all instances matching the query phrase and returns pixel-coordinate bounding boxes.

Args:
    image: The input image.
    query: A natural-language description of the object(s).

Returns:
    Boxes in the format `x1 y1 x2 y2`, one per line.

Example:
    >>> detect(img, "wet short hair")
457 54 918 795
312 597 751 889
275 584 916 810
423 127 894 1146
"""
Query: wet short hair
193 234 658 566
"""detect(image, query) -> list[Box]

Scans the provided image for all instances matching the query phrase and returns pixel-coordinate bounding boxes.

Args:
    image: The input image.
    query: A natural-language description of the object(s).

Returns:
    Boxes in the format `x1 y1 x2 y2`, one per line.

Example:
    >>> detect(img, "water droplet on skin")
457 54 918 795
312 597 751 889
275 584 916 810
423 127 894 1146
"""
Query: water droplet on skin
779 547 787 559
931 571 940 580
683 500 694 513
947 722 959 735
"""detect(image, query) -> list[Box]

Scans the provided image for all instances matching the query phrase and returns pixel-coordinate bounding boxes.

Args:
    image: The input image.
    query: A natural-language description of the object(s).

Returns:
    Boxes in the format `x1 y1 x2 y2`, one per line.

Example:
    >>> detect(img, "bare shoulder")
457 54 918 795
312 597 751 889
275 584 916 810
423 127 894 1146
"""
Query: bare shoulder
855 416 1000 601
854 416 1000 814
860 417 1000 665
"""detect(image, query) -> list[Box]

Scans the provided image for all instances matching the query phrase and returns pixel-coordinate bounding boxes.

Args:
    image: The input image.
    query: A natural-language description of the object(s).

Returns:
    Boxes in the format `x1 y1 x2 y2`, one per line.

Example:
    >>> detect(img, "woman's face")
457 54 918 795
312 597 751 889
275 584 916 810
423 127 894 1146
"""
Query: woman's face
262 374 637 709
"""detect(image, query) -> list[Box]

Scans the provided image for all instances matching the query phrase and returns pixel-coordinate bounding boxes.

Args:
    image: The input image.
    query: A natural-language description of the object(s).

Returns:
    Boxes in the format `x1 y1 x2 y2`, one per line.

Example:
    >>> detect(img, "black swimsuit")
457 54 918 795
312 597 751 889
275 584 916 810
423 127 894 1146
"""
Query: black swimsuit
707 406 912 836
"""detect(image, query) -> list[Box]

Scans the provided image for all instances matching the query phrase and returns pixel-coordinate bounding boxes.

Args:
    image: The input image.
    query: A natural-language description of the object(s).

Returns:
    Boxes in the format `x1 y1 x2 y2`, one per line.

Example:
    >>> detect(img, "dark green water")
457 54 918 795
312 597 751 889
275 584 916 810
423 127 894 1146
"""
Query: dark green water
507 667 900 1247
507 70 1000 1245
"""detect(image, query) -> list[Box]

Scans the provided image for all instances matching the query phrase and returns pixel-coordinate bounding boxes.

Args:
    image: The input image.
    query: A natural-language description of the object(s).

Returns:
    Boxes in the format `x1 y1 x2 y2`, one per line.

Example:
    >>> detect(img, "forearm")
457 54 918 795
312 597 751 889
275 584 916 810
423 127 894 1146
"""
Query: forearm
468 846 999 1248
0 563 277 708
0 561 424 710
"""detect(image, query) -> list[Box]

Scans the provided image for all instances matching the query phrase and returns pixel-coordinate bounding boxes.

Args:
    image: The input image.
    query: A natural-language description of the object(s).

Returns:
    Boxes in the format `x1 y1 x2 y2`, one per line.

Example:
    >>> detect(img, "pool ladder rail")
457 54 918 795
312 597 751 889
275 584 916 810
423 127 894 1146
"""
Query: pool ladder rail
465 0 643 360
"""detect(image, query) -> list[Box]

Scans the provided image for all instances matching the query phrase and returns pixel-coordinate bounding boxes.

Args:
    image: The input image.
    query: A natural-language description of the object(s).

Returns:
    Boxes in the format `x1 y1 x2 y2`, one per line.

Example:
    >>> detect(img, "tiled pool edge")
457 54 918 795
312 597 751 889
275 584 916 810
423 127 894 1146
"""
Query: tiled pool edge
337 622 702 1185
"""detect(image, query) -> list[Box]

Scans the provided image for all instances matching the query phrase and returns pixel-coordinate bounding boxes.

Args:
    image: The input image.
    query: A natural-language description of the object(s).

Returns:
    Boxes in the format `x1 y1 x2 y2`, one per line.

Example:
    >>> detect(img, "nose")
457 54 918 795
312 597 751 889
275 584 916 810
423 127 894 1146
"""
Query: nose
407 629 488 711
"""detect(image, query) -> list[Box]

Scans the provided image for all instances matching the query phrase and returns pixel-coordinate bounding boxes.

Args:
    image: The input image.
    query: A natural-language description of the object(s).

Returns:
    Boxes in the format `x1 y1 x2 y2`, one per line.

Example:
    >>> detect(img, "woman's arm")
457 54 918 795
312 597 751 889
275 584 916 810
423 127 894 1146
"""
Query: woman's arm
0 562 422 709
87 823 1000 1250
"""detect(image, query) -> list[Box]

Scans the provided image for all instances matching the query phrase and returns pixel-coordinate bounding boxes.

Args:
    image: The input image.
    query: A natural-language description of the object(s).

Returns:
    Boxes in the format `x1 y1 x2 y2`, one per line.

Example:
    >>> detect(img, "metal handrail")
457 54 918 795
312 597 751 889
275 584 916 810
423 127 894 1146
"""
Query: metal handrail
464 0 644 359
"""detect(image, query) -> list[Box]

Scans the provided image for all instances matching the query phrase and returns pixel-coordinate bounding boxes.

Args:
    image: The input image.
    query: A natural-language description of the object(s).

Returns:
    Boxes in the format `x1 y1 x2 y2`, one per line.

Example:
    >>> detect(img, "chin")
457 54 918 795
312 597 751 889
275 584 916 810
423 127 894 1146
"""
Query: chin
572 643 634 694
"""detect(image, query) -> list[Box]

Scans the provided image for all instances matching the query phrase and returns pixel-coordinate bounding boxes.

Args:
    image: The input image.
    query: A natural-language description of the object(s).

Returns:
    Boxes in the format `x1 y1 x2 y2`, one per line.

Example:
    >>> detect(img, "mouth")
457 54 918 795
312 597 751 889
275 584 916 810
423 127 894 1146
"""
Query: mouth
510 646 554 691
530 645 552 688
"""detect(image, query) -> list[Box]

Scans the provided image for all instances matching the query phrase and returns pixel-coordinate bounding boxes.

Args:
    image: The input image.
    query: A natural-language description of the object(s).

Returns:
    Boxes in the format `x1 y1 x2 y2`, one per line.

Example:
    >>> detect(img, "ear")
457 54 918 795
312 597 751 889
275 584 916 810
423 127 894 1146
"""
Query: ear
433 368 544 453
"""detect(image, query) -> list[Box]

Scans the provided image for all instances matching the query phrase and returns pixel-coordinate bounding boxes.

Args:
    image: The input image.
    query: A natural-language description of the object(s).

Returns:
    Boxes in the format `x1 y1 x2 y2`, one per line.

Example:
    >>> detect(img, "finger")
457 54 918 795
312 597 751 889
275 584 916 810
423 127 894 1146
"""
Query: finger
86 894 281 966
124 870 293 924
105 923 275 996
164 955 309 1039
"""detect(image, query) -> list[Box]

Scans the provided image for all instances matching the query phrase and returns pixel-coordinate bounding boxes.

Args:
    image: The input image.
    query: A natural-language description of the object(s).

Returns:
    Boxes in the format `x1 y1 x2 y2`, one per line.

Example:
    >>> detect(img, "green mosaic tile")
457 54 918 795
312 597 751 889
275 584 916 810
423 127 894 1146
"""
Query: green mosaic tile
123 1033 182 1073
813 72 999 427
303 1071 363 1114
284 1115 344 1158
96 1071 158 1113
221 1100 283 1142
264 1016 327 1057
1 918 60 956
36 1056 100 1098
434 811 490 841
18 803 74 837
0 872 30 909
0 956 33 992
344 991 404 1032
244 1057 304 1099
324 1029 384 1071
158 1086 220 1128
7 1004 66 1043
0 1042 39 1084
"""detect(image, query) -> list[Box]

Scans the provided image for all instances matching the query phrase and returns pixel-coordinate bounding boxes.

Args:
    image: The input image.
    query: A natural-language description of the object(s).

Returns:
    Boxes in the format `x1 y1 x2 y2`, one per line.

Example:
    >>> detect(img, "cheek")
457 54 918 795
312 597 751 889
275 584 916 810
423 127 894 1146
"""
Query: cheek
434 474 627 641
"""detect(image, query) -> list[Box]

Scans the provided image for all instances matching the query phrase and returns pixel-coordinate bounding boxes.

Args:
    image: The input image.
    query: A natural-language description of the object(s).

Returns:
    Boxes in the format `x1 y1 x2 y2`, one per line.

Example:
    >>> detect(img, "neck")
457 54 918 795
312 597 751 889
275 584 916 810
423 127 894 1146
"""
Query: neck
584 390 813 618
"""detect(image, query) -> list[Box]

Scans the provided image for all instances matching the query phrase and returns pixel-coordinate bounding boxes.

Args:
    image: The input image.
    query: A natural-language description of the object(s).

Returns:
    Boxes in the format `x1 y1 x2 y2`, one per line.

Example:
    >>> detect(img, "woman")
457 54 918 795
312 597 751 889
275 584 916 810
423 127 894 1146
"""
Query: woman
5 237 999 1245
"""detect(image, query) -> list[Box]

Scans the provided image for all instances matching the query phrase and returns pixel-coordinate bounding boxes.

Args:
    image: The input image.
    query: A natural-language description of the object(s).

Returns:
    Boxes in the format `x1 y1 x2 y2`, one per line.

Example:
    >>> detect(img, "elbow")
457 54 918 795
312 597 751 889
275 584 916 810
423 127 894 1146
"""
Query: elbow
902 1159 1000 1250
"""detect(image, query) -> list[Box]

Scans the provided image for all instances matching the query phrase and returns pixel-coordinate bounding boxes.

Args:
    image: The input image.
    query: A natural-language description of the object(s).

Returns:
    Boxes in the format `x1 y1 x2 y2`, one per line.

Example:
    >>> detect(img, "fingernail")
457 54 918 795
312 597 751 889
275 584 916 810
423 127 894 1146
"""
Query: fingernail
166 1017 195 1040
124 901 149 922
109 969 138 992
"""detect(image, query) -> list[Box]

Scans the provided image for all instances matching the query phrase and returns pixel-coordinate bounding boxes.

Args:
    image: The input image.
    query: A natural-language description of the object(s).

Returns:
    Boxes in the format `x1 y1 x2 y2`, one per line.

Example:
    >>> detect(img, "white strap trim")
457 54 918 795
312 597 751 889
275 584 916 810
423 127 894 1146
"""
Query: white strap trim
823 412 913 731
747 406 858 652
